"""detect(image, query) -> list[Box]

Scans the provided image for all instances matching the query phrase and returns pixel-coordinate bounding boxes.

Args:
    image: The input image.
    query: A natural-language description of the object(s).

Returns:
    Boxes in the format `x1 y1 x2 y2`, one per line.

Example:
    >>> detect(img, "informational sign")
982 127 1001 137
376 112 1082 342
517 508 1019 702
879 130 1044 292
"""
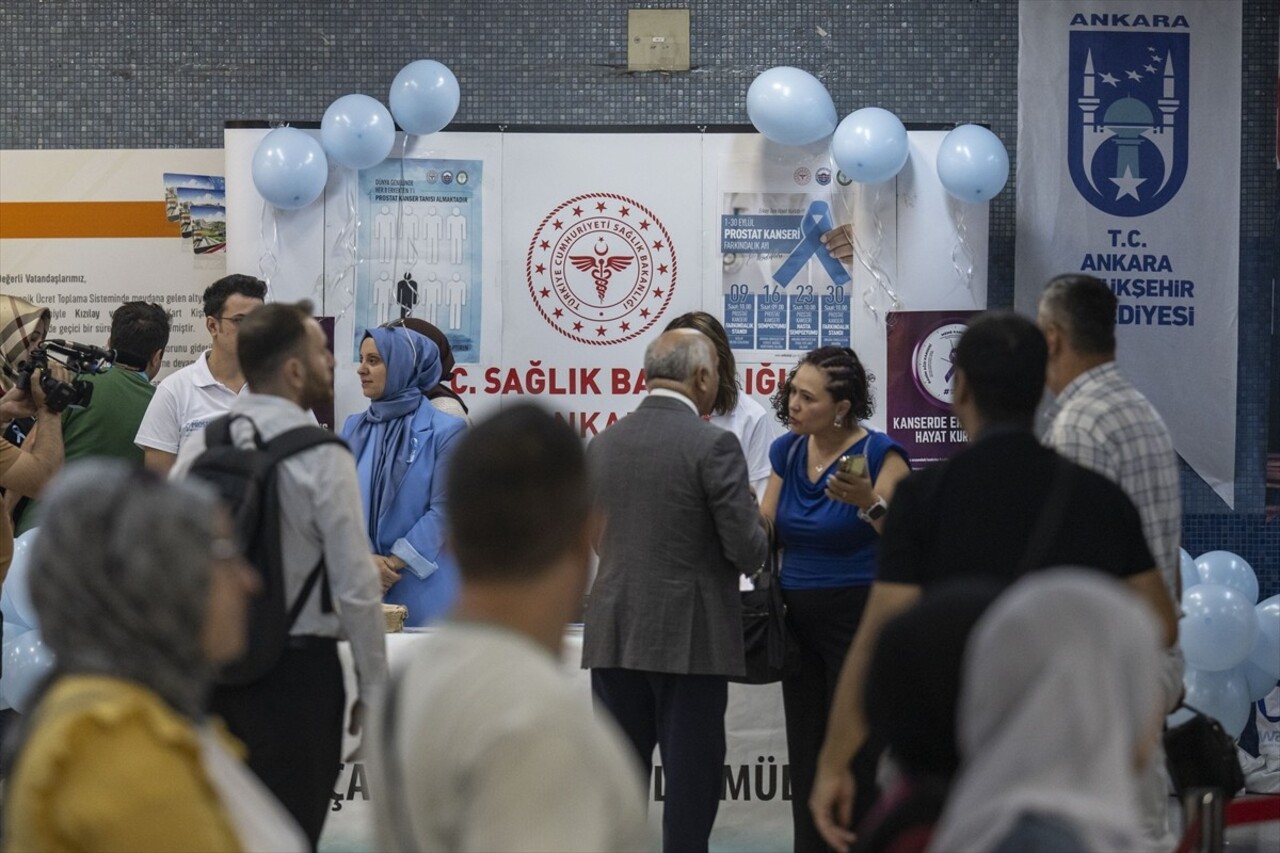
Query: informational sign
0 150 227 382
1015 0 1242 506
351 158 483 357
224 128 990 440
719 192 853 352
885 310 980 466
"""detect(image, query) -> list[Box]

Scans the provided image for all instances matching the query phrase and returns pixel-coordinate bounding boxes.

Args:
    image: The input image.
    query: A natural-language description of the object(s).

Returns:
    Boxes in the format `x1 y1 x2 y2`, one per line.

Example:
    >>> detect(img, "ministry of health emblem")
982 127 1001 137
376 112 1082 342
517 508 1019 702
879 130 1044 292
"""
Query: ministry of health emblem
526 192 676 345
1067 29 1189 217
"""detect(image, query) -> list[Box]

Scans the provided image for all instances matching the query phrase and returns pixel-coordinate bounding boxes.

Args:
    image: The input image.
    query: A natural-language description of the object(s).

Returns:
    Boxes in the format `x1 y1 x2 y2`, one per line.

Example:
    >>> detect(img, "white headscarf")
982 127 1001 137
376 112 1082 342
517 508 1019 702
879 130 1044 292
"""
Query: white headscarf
927 569 1163 853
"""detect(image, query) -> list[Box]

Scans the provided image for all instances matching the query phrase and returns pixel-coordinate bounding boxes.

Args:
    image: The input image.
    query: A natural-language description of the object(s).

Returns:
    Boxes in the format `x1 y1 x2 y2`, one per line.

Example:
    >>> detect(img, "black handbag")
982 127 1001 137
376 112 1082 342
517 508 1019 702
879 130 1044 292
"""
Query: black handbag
728 543 792 685
1164 703 1245 799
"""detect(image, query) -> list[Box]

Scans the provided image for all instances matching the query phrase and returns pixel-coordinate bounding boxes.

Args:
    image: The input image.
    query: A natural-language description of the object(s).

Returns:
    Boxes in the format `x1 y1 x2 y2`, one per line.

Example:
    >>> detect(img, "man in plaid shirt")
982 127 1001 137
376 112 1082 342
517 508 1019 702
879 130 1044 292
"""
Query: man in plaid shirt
1038 272 1183 851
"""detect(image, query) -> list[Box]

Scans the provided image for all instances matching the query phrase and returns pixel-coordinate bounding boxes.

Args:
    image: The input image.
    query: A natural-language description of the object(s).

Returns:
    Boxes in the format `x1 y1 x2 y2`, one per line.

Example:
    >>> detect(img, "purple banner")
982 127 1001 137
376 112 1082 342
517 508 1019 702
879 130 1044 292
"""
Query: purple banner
885 310 978 467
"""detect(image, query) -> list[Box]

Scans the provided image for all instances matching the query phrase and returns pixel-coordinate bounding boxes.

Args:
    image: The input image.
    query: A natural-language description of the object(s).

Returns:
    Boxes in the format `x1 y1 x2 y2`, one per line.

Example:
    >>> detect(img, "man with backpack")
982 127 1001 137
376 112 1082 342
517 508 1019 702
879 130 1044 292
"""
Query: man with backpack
172 300 387 847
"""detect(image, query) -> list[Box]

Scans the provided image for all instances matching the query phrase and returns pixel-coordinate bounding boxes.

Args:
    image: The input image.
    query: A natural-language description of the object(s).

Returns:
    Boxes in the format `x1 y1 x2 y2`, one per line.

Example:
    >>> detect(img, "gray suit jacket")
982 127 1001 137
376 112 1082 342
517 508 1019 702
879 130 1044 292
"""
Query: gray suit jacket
582 394 770 677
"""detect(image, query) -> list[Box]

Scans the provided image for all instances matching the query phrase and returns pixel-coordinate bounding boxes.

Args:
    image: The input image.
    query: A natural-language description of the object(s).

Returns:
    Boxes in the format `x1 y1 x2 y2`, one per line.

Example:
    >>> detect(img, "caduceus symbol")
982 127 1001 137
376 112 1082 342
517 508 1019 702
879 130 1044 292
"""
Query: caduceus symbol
569 239 634 303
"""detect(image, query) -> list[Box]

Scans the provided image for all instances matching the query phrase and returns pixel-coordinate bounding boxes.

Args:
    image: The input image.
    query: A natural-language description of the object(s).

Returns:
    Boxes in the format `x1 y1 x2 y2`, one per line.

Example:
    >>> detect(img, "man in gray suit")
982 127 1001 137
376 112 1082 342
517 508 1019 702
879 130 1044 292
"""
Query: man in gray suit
583 328 770 853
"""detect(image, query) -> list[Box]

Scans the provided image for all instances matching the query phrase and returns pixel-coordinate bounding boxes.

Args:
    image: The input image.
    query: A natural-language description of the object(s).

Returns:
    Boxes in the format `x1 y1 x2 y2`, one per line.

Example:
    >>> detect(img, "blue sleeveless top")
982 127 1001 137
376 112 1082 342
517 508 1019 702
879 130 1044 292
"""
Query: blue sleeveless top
769 429 908 590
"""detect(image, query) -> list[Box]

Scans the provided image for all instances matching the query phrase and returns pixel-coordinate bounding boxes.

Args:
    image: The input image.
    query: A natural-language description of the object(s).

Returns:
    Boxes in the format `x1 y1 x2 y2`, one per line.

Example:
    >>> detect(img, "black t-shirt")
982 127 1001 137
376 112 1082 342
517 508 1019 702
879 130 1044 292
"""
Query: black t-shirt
879 431 1154 587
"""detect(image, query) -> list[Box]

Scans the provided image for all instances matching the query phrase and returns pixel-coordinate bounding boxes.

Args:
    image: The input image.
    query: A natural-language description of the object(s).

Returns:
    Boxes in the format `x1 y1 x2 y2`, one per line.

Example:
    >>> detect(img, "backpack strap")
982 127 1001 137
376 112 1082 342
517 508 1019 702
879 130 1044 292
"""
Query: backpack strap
262 424 348 465
287 559 330 626
205 413 269 450
1015 456 1076 576
203 414 233 448
261 425 349 622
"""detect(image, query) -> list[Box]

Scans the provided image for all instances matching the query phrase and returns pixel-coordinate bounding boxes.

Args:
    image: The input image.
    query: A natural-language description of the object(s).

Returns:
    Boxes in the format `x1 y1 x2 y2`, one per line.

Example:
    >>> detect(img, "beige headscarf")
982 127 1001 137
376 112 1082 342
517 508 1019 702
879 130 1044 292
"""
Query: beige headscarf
0 296 51 391
927 569 1163 853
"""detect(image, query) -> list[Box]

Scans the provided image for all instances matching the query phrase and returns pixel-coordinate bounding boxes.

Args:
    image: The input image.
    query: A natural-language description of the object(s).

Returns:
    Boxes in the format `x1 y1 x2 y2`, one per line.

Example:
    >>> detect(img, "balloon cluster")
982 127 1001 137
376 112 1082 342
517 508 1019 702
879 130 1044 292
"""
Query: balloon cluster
252 60 460 210
0 530 55 713
1175 549 1279 739
745 67 1009 201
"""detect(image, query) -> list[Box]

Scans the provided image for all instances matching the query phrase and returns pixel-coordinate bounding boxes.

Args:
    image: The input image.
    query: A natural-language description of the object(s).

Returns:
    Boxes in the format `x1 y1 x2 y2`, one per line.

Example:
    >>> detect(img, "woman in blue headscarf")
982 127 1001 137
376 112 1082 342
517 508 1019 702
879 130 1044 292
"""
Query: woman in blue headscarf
340 326 466 627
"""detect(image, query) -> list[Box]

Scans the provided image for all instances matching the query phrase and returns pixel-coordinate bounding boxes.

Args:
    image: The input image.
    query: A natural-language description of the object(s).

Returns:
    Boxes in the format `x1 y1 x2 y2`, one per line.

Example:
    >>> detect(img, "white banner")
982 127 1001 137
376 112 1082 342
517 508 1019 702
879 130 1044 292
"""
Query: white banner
227 128 990 436
1014 1 1242 506
0 150 227 381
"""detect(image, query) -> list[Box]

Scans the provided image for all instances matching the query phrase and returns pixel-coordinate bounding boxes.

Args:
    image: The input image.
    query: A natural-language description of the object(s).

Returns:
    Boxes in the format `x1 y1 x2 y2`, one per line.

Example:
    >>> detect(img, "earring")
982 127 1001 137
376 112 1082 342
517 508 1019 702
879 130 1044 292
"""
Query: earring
834 415 844 428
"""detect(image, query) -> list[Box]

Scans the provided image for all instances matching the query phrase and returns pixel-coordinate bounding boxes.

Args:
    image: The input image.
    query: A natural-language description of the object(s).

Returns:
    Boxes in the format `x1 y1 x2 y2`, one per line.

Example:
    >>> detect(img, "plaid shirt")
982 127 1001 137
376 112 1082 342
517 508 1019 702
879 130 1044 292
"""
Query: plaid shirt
1044 361 1182 598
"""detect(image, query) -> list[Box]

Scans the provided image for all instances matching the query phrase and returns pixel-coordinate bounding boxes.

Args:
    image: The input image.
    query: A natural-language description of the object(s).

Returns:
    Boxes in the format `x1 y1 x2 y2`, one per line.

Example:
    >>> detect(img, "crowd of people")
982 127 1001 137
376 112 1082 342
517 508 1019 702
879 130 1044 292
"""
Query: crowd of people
0 268 1196 852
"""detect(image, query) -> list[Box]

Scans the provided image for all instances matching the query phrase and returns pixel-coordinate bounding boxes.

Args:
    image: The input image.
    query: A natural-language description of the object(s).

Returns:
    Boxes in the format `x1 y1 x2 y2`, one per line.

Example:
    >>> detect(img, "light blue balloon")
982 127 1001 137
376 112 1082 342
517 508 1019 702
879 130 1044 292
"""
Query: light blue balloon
1179 548 1198 599
321 94 396 170
830 107 909 184
0 629 55 713
252 128 329 210
1182 665 1251 739
1237 658 1278 702
746 66 838 147
1180 583 1258 672
1194 550 1258 604
935 124 1010 203
389 60 460 136
1247 594 1280 678
0 528 40 631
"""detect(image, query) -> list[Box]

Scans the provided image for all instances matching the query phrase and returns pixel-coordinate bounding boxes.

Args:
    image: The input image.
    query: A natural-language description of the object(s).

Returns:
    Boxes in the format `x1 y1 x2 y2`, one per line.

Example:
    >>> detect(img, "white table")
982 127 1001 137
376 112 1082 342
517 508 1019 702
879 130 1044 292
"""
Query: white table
320 627 794 852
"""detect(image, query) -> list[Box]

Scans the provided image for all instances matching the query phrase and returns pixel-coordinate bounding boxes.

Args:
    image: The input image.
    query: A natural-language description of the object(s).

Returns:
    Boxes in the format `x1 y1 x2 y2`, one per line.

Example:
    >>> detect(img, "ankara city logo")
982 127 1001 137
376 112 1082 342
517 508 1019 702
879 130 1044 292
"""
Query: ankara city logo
1066 29 1189 217
526 192 676 345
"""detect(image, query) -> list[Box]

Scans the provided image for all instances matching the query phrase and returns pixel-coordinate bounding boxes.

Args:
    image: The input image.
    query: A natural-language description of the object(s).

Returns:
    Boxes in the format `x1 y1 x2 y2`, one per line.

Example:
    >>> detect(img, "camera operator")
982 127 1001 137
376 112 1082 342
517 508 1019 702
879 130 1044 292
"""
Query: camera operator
0 368 63 576
9 302 170 537
0 296 52 448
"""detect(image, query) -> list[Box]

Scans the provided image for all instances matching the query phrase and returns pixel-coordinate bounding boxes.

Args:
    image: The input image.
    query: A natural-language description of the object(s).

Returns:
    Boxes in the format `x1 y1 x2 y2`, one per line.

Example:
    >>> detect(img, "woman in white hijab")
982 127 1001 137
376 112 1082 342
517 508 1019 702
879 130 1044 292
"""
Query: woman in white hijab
928 568 1165 853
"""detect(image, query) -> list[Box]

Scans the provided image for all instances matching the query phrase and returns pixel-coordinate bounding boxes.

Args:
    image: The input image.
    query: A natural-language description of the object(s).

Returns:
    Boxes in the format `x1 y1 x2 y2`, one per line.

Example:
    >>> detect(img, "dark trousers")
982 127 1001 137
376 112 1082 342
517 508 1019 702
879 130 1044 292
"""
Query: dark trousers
782 585 883 853
209 638 345 850
592 668 728 853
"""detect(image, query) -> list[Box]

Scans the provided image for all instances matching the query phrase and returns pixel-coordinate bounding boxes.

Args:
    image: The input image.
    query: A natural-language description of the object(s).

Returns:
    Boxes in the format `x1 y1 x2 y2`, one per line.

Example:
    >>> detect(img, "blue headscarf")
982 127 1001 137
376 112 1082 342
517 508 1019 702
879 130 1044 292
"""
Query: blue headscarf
344 327 442 548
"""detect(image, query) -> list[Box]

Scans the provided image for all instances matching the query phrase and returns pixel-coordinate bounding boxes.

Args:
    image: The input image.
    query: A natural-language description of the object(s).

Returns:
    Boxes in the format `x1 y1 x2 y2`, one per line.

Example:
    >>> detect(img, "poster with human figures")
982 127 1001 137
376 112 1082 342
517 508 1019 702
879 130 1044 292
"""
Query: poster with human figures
352 158 482 359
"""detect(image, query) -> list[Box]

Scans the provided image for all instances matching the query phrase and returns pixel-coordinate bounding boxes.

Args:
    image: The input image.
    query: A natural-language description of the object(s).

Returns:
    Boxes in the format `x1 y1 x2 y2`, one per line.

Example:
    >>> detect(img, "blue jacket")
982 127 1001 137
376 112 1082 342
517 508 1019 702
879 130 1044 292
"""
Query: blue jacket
342 399 466 626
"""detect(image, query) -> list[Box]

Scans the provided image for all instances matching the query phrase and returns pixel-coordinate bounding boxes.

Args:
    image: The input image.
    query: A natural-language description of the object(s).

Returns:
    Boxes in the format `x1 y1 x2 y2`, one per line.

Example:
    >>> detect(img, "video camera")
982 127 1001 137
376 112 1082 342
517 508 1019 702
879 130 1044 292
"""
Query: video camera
15 339 115 414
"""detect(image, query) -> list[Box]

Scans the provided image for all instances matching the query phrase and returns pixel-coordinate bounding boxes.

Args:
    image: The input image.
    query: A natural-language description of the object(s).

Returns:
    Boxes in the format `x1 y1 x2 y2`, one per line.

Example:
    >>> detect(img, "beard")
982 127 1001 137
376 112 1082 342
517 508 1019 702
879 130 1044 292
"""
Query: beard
299 366 334 411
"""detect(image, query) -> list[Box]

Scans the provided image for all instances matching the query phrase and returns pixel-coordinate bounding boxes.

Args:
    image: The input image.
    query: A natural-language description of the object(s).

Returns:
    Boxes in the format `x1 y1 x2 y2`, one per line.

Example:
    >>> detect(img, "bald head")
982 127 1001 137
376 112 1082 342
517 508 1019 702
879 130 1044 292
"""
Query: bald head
645 329 713 380
644 329 718 415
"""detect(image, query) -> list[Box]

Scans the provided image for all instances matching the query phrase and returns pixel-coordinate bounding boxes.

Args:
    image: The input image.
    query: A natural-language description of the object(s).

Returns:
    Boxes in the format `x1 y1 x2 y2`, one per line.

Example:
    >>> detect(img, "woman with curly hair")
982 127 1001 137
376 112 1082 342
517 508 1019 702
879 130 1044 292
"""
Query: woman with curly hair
761 346 911 851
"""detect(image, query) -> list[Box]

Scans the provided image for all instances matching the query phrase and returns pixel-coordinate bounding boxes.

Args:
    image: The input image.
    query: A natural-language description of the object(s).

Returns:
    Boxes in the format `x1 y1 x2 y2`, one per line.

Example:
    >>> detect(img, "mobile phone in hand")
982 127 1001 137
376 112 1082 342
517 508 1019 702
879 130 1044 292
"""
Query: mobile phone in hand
837 454 866 476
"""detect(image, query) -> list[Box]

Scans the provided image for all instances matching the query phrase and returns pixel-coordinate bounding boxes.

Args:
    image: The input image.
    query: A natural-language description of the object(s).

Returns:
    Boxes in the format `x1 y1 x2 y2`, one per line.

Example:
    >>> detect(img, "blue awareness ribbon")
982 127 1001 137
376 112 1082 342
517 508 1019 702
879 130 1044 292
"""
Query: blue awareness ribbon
771 200 853 288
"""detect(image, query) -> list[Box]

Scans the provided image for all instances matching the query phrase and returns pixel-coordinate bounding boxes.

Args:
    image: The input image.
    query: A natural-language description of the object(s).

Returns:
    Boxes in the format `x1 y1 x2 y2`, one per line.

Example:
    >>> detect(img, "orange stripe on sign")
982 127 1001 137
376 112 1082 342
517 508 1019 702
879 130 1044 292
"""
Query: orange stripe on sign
0 202 175 239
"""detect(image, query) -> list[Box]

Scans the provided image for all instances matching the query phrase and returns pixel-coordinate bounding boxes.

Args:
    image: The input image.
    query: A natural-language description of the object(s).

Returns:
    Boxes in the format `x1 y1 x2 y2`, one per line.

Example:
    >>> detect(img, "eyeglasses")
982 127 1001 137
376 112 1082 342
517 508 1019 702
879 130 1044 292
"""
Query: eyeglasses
214 314 248 327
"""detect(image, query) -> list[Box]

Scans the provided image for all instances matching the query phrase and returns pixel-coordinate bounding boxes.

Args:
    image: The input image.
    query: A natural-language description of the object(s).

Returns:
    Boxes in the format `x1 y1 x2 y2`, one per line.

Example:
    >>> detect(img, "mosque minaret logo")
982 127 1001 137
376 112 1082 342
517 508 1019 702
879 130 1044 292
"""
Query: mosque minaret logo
1067 30 1188 216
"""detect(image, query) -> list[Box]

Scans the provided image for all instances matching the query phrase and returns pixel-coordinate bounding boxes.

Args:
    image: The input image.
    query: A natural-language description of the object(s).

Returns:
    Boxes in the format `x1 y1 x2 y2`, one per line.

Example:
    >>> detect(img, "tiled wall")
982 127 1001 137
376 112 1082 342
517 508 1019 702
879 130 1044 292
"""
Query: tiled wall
2 0 1277 592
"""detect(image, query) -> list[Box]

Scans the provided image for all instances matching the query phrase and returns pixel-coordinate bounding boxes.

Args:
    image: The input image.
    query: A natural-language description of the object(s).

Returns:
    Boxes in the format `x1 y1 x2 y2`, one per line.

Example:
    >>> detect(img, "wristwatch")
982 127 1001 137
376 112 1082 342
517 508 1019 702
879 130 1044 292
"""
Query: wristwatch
858 496 888 523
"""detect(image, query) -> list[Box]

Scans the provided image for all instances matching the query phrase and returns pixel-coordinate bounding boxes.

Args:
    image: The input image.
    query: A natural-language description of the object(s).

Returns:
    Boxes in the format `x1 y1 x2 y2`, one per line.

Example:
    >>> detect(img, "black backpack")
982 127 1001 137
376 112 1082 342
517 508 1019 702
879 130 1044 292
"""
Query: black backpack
188 414 349 685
